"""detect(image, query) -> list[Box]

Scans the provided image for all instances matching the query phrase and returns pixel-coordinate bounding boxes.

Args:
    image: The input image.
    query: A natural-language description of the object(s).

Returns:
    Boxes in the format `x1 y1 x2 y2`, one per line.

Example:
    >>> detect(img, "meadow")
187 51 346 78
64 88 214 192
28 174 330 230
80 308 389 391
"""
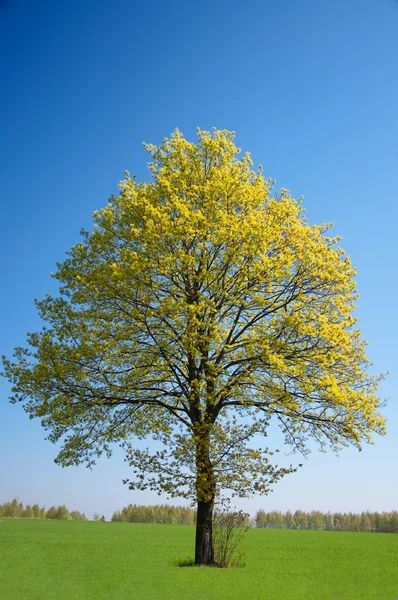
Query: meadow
1 519 397 599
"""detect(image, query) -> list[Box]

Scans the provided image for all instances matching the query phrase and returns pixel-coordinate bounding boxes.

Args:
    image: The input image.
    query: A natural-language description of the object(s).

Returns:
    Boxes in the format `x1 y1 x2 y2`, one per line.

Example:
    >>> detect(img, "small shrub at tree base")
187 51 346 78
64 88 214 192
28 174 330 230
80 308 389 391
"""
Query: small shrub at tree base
213 500 249 568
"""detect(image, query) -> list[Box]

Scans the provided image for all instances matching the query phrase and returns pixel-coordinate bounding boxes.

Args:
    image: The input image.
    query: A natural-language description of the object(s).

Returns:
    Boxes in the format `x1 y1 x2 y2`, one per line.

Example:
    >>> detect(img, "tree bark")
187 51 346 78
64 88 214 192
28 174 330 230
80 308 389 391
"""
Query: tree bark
194 422 216 565
195 499 214 565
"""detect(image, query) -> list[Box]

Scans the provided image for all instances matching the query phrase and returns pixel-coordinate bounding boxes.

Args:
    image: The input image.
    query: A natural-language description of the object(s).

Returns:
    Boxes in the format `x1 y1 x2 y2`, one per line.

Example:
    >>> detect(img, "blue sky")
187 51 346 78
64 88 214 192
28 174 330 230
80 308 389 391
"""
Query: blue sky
1 0 397 520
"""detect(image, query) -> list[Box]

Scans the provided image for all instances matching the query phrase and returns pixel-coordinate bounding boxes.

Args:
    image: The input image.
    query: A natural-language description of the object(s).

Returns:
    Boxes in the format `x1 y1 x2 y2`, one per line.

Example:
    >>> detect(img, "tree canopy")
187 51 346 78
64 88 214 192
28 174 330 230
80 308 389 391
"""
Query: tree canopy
2 128 386 564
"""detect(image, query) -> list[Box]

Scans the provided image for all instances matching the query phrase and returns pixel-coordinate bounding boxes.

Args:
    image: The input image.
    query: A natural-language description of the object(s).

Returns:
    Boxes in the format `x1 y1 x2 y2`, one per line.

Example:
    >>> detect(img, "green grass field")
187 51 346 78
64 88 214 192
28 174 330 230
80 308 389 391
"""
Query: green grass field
1 519 397 599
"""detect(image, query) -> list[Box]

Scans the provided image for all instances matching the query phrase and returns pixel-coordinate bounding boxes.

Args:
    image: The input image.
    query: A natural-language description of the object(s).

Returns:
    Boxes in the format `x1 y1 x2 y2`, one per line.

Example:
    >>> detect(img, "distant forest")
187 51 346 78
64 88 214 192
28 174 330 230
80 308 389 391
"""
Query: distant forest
255 510 398 533
0 499 87 521
2 499 398 533
111 504 195 524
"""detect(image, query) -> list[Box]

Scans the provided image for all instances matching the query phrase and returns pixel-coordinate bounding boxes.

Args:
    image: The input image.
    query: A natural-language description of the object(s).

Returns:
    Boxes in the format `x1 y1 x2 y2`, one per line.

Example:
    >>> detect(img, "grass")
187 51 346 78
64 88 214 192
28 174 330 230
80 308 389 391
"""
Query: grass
1 519 398 599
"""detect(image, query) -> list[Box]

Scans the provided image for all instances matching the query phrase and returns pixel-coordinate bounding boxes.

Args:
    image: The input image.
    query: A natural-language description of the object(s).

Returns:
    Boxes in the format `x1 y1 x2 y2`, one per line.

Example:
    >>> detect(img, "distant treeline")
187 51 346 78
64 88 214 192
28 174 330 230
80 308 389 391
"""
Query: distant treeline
4 499 398 533
0 499 87 521
255 510 398 533
111 504 196 524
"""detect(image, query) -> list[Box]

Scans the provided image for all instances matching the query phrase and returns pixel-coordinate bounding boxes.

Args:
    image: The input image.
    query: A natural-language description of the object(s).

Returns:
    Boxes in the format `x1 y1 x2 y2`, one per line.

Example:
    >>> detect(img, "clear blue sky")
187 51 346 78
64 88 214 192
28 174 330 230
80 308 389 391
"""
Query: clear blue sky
1 0 397 520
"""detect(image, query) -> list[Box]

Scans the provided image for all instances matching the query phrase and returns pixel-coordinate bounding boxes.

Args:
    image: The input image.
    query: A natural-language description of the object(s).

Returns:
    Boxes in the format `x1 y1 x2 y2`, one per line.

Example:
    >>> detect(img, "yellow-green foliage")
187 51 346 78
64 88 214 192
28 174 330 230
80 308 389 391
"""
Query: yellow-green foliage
2 129 385 503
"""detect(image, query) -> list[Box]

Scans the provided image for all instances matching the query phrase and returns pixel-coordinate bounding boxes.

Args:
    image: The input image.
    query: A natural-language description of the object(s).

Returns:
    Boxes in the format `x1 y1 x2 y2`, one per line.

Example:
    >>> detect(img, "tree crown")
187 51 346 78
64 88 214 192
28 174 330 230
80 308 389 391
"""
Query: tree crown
2 128 386 501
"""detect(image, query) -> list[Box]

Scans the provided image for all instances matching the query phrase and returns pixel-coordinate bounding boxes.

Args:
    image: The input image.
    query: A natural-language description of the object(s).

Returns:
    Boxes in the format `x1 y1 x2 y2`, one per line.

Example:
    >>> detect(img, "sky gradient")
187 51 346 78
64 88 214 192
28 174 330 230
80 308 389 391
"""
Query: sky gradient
1 0 397 520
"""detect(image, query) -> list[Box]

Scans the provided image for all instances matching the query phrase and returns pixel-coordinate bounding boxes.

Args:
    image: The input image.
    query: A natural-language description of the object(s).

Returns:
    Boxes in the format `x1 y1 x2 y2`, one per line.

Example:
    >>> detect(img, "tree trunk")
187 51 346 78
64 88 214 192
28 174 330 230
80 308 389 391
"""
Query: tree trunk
194 422 216 565
195 499 214 565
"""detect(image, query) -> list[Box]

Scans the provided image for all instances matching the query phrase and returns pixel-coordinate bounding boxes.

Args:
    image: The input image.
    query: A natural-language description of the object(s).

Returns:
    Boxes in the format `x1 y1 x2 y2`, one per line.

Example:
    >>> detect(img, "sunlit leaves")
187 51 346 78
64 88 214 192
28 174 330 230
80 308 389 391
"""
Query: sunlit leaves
2 128 386 503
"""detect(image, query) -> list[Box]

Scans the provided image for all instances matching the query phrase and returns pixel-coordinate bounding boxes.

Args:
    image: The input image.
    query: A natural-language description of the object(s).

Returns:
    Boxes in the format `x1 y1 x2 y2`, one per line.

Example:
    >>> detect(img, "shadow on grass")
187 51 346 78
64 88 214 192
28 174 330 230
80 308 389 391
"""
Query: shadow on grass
172 557 246 568
174 558 200 567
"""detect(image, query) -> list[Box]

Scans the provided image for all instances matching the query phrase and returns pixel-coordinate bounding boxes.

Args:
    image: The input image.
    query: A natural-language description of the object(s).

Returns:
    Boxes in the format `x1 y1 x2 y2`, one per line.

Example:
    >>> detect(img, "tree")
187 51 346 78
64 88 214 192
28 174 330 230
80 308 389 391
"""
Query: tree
24 504 34 519
324 512 333 531
32 504 42 519
309 510 324 530
284 510 294 529
2 128 386 565
45 506 57 520
255 509 267 528
56 505 72 520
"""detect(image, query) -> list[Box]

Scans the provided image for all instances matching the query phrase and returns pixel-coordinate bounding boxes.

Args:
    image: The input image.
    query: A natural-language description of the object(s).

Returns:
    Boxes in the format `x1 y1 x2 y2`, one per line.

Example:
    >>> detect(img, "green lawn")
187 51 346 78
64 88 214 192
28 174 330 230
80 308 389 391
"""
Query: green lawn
1 519 397 599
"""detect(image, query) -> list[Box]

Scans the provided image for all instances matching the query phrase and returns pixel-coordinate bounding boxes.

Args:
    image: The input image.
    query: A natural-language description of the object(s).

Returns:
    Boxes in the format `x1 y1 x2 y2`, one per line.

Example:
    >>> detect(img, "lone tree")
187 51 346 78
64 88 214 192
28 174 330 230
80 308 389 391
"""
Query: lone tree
3 129 385 565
